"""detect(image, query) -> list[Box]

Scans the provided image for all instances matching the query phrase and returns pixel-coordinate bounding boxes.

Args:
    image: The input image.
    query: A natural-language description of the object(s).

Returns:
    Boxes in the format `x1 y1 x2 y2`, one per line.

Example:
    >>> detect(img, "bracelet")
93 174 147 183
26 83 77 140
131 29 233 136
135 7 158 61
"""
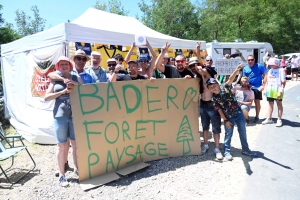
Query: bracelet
224 119 229 123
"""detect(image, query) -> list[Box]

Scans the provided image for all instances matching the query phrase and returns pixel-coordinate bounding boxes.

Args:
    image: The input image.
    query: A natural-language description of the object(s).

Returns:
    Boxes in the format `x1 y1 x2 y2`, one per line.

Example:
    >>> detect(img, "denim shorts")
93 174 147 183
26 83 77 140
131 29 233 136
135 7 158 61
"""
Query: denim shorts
53 116 75 143
200 102 221 134
241 105 250 112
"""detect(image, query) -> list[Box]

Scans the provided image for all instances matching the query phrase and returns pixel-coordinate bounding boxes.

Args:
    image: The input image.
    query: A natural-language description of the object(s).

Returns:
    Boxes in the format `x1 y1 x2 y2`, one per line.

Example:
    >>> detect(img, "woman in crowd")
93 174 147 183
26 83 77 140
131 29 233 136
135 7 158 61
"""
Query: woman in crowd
44 56 82 187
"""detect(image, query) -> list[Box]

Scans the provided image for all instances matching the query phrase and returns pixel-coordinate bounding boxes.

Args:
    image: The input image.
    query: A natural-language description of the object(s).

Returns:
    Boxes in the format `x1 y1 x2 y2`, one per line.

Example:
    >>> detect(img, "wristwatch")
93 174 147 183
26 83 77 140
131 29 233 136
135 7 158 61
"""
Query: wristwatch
224 119 229 123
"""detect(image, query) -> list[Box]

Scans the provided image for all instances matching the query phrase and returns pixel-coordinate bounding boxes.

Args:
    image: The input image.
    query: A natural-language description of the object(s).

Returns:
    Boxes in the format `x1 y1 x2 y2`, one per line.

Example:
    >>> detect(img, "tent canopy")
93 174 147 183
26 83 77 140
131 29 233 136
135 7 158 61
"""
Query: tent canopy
1 8 205 56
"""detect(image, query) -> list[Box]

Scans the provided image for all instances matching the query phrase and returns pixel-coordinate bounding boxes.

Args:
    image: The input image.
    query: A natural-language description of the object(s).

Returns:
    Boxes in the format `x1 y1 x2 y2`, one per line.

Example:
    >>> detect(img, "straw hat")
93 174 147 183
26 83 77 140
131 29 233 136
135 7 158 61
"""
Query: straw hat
71 49 90 61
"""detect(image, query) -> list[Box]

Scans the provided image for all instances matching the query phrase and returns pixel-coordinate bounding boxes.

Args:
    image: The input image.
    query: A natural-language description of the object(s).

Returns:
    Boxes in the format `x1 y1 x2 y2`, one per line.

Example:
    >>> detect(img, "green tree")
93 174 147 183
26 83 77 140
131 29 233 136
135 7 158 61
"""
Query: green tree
198 0 300 54
138 0 201 40
94 0 129 16
15 5 46 36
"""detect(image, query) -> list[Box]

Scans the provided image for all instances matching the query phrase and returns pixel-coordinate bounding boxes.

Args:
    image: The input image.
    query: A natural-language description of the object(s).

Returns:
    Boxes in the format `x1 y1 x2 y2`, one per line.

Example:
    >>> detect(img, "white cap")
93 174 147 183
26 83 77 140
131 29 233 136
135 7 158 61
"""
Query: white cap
91 51 101 56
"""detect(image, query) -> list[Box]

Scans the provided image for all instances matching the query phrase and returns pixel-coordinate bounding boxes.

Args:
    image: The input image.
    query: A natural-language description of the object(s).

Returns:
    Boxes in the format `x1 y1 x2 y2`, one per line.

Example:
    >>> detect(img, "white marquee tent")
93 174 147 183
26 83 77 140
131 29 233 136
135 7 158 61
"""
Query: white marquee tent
0 8 205 144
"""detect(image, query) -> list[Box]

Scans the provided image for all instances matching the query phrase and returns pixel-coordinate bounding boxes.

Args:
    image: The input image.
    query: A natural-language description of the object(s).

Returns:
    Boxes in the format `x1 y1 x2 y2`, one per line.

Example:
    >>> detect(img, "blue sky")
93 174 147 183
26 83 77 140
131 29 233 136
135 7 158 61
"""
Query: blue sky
1 0 143 29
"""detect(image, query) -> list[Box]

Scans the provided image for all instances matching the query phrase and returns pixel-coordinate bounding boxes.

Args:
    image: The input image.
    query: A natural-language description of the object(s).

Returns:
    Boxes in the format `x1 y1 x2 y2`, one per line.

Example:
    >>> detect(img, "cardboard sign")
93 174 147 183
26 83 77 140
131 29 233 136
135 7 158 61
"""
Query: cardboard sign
70 79 201 190
215 58 241 75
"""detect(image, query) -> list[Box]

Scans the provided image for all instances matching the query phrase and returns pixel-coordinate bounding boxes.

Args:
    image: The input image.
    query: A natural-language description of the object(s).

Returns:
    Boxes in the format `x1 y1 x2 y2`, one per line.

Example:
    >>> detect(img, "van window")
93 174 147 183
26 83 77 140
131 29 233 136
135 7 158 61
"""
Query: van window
223 48 231 55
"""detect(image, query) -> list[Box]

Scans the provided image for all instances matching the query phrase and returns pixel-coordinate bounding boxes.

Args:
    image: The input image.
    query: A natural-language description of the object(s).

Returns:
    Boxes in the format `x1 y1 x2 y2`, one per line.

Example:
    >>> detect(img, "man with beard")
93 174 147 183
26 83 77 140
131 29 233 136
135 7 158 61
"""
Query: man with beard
232 77 254 125
155 42 194 79
85 51 108 82
111 60 146 81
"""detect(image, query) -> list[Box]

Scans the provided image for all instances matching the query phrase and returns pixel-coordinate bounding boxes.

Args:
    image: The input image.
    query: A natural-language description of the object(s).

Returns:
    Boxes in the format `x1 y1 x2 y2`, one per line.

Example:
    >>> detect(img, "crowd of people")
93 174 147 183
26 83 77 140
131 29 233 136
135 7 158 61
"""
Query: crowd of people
45 40 292 186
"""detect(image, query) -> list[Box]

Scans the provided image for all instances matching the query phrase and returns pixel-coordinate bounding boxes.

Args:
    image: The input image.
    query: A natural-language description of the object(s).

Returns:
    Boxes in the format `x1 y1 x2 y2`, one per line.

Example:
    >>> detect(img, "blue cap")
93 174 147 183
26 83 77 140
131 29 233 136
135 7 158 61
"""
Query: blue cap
139 54 149 61
206 78 218 88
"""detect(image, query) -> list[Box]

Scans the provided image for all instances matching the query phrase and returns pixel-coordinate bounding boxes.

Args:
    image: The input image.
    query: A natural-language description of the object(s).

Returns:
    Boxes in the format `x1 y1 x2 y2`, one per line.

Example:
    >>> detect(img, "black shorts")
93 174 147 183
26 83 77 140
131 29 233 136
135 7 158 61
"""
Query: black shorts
267 97 282 102
291 68 298 73
252 89 262 100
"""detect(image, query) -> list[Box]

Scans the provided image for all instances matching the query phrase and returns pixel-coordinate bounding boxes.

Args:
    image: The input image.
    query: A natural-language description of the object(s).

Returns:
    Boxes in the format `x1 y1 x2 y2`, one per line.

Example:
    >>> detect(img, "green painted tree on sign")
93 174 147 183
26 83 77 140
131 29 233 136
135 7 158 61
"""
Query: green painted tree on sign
176 115 194 156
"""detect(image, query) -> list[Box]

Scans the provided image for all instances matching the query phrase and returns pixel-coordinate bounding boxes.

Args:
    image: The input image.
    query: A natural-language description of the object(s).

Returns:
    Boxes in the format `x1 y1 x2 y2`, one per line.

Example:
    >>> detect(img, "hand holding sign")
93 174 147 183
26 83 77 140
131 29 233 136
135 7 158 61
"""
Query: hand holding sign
236 64 243 71
135 35 146 46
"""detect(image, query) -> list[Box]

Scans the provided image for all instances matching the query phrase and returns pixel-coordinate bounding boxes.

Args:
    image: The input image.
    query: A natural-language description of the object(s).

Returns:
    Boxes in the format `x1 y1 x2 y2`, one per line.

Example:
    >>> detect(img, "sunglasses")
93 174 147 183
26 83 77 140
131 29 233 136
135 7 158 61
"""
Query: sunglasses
108 64 116 67
206 60 213 62
175 60 185 63
76 57 87 62
128 65 137 68
139 60 148 63
247 59 254 61
118 59 124 62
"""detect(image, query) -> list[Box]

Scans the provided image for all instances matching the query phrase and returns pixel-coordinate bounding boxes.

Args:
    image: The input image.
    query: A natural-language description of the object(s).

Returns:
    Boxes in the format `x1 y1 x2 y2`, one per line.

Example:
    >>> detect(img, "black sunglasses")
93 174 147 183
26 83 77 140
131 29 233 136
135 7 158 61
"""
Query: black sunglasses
76 57 87 62
247 59 254 61
139 60 148 63
108 64 116 67
206 60 213 62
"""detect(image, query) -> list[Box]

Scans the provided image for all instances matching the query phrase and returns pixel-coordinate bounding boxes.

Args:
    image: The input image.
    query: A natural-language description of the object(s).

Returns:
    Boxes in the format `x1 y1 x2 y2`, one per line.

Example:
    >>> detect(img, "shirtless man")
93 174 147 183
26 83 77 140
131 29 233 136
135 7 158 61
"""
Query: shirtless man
196 42 222 160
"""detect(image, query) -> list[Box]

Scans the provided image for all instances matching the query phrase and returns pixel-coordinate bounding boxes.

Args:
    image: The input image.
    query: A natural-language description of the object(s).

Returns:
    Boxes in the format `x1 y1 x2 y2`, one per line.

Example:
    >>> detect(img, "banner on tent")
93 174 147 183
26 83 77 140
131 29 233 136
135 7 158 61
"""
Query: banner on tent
30 60 55 97
70 79 201 189
75 42 92 56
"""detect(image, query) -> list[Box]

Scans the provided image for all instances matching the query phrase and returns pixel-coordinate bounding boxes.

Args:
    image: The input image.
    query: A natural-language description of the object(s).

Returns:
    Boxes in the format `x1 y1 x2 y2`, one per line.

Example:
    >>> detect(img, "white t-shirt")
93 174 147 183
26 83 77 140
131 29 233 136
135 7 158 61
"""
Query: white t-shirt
266 68 285 99
233 87 254 103
291 57 300 68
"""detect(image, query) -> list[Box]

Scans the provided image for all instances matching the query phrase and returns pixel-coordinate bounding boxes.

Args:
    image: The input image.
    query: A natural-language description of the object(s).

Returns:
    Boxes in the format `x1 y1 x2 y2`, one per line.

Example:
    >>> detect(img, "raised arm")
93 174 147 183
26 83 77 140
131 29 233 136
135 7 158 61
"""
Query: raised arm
110 64 122 82
48 71 64 82
155 41 171 73
226 64 243 85
196 42 204 65
145 39 157 78
125 42 136 64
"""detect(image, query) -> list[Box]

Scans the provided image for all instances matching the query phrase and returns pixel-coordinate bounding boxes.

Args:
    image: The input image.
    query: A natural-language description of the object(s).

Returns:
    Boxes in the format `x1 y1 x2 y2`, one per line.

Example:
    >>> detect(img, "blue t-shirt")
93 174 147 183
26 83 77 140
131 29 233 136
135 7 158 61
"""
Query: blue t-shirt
70 70 94 84
85 67 108 83
242 63 266 89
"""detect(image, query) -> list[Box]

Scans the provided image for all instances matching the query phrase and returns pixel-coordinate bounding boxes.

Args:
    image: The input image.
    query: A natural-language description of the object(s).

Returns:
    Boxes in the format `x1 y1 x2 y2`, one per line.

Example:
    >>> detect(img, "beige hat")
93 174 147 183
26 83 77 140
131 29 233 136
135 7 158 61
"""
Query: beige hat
71 49 90 61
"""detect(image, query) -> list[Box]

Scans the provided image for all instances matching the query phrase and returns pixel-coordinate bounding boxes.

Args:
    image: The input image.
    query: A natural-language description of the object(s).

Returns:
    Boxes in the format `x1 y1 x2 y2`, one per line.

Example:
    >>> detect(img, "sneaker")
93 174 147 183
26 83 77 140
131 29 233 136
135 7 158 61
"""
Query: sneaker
262 118 274 125
201 144 209 154
276 119 282 127
59 176 69 187
224 152 233 161
214 148 223 160
241 149 257 157
74 169 79 176
253 117 259 123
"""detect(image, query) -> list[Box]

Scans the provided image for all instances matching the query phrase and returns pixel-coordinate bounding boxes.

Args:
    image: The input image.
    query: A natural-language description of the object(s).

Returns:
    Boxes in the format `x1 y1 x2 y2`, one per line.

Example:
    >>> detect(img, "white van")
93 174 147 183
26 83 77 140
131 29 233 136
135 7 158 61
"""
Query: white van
206 40 274 66
282 53 300 60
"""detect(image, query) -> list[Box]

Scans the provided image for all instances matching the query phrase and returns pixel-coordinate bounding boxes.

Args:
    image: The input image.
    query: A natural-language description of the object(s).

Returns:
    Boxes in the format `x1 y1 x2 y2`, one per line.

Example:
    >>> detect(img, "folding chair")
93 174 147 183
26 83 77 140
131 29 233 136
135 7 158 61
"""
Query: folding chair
0 123 36 187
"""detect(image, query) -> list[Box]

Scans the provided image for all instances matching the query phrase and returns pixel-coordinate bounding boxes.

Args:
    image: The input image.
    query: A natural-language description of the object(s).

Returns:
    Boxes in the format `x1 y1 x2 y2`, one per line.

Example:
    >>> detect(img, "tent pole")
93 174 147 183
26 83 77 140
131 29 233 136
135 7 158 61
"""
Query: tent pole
65 42 69 57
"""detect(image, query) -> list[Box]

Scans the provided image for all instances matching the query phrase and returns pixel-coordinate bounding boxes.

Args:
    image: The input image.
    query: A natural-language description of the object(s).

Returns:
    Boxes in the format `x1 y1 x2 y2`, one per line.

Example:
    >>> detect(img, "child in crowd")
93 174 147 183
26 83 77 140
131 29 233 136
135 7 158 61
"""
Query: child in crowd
262 58 286 127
